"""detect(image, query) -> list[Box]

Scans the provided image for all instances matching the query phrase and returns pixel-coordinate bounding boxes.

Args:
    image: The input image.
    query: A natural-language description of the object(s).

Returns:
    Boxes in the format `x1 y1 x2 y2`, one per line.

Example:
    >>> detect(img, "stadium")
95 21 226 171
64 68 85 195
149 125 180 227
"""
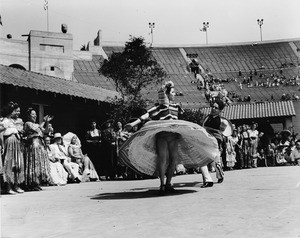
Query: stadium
0 29 299 136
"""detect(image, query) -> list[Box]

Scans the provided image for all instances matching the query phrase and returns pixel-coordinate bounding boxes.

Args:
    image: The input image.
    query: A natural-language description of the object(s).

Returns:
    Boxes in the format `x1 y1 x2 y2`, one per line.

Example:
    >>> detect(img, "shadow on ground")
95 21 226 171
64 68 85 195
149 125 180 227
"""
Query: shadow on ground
91 188 198 200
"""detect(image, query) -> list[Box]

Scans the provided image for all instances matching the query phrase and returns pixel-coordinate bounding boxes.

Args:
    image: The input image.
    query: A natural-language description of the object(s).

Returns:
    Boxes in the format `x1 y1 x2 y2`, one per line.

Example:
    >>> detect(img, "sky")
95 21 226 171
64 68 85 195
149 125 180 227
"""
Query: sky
1 0 300 50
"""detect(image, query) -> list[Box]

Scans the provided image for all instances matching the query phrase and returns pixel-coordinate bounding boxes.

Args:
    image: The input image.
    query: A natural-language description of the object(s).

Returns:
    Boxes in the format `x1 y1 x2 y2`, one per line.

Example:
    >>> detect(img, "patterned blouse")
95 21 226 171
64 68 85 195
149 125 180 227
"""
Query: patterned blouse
148 103 184 120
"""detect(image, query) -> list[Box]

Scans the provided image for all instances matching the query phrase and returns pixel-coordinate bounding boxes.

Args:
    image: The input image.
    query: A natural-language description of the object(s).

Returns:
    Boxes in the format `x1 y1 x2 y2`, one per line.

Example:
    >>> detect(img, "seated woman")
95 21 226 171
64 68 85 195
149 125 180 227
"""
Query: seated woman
44 136 68 186
66 133 99 182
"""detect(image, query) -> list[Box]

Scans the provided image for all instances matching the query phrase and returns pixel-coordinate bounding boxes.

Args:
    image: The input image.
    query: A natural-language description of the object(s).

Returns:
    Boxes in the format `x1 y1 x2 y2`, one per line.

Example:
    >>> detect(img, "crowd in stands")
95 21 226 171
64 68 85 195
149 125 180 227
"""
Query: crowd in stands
188 60 300 103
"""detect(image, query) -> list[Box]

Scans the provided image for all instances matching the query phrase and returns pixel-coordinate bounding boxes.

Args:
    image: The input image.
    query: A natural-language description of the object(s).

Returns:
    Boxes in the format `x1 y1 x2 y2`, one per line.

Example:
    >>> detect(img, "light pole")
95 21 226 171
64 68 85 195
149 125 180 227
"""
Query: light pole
149 22 155 47
257 19 263 42
202 22 209 44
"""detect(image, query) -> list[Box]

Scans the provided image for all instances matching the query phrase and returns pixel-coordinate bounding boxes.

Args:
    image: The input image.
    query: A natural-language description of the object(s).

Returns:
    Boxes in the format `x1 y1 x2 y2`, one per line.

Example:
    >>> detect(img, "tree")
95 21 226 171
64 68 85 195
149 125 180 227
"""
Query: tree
99 36 167 123
99 36 166 99
180 108 205 125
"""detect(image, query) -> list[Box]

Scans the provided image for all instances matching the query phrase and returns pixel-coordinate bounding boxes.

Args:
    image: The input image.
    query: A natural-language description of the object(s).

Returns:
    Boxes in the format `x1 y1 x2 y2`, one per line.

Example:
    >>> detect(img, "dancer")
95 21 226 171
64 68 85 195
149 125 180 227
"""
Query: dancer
200 100 226 188
120 81 219 195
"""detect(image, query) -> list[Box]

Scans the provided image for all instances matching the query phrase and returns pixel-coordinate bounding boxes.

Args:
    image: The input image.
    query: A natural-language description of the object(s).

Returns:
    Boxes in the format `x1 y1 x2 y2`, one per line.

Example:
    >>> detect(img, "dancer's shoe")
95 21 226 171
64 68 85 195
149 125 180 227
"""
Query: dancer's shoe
201 182 213 188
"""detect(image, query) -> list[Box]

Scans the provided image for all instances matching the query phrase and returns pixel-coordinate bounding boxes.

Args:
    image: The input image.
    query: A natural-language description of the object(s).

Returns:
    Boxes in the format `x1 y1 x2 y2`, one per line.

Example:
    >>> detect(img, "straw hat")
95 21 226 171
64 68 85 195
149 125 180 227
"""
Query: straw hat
53 133 62 140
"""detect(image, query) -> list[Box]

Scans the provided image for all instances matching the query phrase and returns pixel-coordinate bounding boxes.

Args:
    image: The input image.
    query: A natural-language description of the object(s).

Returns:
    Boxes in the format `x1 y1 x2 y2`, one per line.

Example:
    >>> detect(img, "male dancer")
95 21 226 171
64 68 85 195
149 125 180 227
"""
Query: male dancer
201 100 225 188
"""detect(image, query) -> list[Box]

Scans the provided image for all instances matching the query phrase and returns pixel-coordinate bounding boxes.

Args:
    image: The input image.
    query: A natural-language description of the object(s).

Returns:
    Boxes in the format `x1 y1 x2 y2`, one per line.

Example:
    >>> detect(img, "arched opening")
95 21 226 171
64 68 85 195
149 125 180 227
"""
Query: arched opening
9 64 26 70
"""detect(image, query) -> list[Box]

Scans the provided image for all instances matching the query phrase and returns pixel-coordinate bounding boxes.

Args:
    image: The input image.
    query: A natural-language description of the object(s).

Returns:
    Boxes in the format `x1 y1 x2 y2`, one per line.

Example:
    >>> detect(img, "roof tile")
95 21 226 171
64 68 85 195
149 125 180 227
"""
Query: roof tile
0 65 119 102
201 101 296 120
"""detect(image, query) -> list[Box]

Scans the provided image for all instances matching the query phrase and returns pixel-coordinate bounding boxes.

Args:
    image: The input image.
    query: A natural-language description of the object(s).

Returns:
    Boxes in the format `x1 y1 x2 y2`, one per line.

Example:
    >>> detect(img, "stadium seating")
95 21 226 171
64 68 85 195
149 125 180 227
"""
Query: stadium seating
73 40 300 107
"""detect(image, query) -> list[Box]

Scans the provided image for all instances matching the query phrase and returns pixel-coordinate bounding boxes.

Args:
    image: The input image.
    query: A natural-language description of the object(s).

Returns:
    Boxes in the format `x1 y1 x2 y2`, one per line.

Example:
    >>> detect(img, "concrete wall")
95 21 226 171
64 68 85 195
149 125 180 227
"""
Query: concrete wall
0 38 29 70
29 30 74 80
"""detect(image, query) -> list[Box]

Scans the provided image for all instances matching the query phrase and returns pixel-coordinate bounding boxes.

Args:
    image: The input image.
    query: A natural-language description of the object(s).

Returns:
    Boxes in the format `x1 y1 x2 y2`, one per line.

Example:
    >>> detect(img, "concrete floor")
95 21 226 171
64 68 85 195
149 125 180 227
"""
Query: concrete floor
1 166 300 238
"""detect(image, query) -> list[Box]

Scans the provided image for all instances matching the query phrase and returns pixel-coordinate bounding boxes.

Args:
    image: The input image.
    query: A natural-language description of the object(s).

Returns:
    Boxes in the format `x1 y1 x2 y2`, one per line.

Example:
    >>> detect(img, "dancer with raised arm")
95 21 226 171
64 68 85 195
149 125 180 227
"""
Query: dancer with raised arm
120 81 220 195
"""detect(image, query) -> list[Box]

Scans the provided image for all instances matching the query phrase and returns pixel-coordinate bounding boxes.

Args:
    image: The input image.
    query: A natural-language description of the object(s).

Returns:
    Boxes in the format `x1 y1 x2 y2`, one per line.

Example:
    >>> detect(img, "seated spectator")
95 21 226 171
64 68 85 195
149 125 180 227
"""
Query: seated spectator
256 148 267 167
175 164 187 175
65 133 99 182
44 136 68 186
49 133 81 183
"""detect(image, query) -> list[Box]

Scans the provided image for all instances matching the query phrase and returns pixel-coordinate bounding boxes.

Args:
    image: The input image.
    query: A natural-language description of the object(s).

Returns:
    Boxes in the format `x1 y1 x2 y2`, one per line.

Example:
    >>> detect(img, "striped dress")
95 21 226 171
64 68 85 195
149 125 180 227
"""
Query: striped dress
118 103 220 177
148 103 184 120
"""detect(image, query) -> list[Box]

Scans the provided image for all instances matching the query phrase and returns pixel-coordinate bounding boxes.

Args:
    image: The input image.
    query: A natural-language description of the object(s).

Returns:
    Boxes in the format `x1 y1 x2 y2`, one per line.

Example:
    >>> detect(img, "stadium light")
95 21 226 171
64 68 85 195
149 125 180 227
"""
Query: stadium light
202 22 209 44
149 22 155 47
257 19 264 41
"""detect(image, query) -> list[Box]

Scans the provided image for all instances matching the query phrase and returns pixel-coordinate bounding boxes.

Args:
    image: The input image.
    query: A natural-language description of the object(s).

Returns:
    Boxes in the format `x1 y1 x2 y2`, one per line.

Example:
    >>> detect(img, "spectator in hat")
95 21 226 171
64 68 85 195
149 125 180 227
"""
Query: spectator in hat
44 136 68 186
49 133 81 183
101 119 117 180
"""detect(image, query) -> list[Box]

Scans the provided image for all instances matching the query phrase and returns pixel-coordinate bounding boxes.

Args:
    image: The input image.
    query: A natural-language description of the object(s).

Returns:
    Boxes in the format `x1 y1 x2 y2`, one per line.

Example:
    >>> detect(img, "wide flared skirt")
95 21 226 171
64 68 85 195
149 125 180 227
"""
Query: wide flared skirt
119 120 219 176
24 137 51 186
3 134 25 184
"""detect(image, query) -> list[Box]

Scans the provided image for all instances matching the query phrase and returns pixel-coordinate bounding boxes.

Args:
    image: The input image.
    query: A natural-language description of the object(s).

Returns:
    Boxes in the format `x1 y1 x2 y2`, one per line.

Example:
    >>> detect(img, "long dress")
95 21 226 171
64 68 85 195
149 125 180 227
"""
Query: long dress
24 121 51 186
46 145 68 185
248 129 259 157
1 118 25 184
119 103 219 177
85 129 103 175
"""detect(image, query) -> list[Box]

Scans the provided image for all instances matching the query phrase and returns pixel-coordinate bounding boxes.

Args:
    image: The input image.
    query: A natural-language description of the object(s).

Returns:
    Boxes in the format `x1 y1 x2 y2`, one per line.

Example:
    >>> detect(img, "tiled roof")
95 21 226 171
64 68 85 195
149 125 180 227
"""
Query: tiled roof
201 101 296 120
0 65 119 102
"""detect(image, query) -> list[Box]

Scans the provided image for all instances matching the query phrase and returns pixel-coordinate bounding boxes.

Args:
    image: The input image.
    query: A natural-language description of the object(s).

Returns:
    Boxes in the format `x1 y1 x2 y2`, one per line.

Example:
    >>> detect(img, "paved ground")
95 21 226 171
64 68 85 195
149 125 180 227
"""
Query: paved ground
1 166 300 238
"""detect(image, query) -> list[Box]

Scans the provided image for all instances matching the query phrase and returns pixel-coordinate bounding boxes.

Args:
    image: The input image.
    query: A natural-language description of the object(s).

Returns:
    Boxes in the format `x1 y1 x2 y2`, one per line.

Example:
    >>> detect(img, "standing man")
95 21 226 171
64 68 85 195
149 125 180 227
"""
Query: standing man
101 120 117 180
201 100 226 188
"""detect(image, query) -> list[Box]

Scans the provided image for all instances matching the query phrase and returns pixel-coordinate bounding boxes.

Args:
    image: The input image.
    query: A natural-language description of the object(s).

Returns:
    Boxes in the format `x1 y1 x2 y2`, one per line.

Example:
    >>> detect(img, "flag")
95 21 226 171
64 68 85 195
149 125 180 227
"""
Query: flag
0 15 2 26
44 0 48 11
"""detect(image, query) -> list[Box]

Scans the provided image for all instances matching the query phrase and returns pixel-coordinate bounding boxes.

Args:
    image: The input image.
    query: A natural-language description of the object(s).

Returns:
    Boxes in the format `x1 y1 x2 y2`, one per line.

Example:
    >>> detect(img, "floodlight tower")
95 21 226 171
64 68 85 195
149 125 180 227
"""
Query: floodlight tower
257 19 264 41
149 22 155 47
203 22 209 44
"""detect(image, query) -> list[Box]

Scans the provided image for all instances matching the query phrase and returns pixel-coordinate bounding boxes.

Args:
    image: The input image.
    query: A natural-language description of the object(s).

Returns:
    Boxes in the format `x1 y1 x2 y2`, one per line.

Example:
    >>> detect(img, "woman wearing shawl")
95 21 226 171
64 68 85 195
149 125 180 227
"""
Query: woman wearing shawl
65 133 99 181
23 108 52 191
120 81 219 195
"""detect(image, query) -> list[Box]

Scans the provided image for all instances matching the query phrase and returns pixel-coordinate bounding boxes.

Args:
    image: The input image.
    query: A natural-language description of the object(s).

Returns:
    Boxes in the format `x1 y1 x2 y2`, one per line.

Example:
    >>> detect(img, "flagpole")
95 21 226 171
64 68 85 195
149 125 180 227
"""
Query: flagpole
44 0 49 31
47 8 49 32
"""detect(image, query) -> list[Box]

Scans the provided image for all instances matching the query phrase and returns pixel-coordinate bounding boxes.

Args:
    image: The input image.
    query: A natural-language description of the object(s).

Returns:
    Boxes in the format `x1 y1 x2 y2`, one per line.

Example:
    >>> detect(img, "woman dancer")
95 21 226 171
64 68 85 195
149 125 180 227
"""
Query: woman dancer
120 81 219 195
0 102 25 194
23 108 52 191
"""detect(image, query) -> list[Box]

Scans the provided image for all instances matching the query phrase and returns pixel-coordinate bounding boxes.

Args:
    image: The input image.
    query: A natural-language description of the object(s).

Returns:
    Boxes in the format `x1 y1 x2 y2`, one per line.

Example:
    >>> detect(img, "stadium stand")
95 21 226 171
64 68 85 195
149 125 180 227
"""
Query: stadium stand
73 39 300 108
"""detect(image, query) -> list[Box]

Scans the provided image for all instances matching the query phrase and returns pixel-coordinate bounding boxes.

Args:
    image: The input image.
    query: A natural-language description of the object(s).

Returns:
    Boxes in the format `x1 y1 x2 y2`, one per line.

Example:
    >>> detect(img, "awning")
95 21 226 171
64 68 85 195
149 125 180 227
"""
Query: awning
201 101 296 120
0 64 119 102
